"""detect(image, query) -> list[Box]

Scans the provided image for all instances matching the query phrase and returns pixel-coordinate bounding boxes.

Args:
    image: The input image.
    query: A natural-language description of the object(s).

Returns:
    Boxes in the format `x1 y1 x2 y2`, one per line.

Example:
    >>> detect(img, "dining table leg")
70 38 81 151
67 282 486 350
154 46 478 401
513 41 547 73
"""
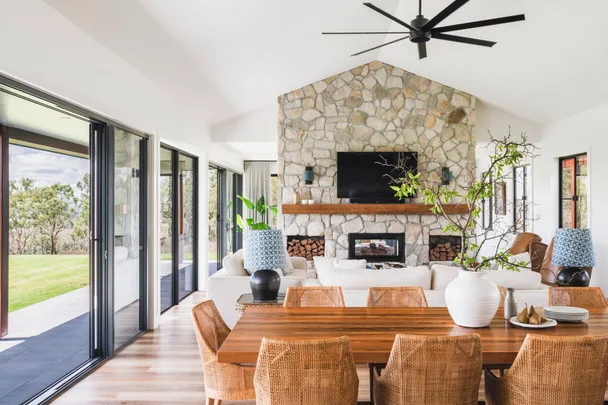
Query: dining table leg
368 363 375 405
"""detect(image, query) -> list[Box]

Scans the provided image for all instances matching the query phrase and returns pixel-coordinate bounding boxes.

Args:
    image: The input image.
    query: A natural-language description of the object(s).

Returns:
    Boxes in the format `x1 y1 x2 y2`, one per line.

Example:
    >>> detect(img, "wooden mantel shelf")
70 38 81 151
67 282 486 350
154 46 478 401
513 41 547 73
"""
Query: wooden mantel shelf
281 203 469 215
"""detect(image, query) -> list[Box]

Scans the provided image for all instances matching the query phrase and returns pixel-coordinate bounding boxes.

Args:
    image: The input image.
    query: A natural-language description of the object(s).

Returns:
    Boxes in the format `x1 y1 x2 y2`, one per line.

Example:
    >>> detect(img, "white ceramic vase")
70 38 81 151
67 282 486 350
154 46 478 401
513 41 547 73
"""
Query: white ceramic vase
445 269 500 328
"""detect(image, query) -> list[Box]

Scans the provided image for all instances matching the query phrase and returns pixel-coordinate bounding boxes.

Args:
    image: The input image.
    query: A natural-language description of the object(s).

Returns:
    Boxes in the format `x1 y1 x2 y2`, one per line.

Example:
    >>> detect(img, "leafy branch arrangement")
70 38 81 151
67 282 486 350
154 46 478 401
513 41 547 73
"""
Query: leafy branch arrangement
235 195 278 231
378 129 539 271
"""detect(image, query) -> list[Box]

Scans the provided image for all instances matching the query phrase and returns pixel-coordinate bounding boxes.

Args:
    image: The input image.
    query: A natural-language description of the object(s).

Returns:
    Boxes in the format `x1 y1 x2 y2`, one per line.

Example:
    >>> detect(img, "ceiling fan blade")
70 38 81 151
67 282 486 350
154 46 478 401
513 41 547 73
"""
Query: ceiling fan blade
423 0 470 30
418 42 427 59
432 32 496 47
351 35 410 57
432 14 526 33
322 31 409 35
363 3 418 31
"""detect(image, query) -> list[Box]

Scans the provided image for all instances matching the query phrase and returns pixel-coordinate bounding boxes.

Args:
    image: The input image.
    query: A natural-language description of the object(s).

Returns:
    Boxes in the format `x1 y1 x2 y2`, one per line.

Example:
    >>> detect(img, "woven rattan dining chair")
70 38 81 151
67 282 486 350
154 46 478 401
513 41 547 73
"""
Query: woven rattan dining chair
548 287 608 308
485 334 608 405
367 287 428 308
191 300 255 405
254 336 359 405
283 286 345 307
373 334 482 405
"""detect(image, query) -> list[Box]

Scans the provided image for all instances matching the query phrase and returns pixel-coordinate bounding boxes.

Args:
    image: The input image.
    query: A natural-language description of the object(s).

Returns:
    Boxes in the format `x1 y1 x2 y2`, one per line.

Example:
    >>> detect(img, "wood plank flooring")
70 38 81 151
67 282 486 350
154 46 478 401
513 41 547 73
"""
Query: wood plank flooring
51 292 370 405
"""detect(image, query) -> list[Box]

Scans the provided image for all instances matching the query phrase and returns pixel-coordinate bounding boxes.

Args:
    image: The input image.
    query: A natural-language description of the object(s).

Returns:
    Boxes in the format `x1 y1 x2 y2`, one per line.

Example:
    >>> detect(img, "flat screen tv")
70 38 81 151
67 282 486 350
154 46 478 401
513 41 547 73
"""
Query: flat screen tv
337 151 418 203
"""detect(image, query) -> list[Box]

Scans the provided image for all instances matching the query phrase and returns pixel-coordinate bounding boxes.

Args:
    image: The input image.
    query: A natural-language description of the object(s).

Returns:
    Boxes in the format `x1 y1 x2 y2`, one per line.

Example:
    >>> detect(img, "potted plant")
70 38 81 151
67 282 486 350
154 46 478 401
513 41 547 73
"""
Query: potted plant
381 130 538 327
236 196 285 301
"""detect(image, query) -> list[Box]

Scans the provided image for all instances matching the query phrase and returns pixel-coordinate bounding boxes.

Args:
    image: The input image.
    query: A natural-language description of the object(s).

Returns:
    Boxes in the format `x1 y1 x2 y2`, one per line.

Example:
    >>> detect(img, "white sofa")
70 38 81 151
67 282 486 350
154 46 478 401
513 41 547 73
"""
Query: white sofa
208 252 549 328
207 249 308 327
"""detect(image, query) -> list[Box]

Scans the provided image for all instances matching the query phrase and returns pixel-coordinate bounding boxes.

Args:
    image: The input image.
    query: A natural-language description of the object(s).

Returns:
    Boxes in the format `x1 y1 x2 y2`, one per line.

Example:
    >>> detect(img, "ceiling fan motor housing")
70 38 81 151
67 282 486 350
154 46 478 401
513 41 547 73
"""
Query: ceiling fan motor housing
410 16 431 43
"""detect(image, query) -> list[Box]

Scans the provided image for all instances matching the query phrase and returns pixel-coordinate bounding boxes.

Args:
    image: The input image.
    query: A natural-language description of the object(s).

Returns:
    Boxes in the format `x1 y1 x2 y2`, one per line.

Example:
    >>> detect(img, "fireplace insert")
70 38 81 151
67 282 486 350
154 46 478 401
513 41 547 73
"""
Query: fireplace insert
348 233 405 263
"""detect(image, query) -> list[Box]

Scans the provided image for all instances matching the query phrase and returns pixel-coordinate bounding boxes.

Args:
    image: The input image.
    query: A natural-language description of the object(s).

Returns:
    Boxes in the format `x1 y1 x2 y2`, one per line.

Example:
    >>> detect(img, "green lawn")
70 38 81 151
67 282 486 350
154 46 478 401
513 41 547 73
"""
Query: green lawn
160 252 208 261
9 255 89 312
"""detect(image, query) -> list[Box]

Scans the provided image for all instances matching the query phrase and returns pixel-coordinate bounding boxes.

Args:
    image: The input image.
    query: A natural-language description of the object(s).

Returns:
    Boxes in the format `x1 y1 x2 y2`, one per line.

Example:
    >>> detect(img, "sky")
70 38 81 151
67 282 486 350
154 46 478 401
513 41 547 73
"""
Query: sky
9 144 89 190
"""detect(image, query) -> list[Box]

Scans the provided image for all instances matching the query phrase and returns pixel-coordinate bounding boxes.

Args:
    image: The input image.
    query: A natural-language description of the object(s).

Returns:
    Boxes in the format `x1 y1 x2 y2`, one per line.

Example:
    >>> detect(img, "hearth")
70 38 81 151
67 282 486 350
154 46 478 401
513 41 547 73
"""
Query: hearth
429 235 461 262
348 233 405 263
286 235 325 261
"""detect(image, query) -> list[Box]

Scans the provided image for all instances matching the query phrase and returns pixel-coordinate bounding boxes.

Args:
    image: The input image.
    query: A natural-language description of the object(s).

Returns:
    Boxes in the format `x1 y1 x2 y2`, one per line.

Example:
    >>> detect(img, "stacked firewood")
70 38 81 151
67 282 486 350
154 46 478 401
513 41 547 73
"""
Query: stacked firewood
287 238 325 260
429 242 461 261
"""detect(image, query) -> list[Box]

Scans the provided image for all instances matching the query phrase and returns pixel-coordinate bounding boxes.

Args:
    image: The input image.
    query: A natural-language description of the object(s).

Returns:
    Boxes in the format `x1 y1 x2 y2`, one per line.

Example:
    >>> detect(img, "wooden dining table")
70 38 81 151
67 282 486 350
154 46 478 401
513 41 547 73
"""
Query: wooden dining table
217 306 608 404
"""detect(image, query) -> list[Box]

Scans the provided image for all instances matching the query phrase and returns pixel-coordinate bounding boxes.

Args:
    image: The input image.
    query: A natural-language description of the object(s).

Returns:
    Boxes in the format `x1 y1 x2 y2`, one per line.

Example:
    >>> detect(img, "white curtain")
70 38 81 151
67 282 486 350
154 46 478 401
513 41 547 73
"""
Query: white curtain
243 161 273 226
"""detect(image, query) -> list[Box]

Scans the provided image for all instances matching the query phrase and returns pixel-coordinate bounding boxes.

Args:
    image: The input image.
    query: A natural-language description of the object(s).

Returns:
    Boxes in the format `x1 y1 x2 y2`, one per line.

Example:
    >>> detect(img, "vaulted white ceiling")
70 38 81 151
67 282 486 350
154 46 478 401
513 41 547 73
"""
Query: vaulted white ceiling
47 0 608 130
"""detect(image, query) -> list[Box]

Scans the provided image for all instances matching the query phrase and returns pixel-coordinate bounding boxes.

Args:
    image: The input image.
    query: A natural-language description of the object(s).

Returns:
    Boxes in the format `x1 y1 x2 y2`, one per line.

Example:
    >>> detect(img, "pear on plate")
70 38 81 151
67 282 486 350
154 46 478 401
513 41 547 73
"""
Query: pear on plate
517 304 529 324
529 313 542 324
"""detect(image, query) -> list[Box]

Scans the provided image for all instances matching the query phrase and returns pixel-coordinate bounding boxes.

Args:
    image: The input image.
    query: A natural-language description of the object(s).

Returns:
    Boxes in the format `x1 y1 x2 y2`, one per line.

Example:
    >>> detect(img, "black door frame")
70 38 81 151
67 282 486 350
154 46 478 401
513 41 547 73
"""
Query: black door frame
161 144 199 312
0 73 149 404
558 153 587 228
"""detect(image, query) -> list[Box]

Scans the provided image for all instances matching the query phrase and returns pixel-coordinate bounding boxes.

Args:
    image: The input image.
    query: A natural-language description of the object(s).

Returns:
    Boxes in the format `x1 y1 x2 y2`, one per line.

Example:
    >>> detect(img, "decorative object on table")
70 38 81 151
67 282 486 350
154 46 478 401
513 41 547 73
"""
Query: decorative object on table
494 181 506 215
378 130 538 328
445 270 501 327
244 229 286 301
543 306 589 323
235 294 285 320
510 304 556 328
503 287 518 320
235 195 277 231
552 228 595 287
307 199 314 204
303 166 314 185
293 191 301 204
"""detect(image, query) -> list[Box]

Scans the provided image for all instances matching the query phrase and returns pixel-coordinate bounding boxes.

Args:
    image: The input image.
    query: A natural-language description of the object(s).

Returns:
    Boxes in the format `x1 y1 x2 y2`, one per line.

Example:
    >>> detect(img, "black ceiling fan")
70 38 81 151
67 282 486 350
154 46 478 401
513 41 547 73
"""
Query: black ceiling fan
322 1 525 59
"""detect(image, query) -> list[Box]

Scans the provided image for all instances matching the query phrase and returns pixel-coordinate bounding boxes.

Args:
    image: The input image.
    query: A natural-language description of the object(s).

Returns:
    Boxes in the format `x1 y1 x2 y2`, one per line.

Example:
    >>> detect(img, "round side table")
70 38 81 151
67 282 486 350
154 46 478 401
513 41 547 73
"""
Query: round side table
235 293 285 320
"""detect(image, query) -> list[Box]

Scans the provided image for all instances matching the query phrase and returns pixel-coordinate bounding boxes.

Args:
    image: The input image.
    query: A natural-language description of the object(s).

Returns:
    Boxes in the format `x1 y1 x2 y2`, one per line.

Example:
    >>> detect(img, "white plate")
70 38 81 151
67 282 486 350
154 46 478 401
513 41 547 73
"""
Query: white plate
509 317 558 329
544 306 589 316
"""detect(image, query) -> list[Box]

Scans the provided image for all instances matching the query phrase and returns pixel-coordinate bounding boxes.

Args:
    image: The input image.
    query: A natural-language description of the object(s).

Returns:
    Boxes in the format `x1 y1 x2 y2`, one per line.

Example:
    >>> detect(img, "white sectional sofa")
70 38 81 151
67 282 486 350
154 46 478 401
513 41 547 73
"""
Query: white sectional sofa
207 251 549 328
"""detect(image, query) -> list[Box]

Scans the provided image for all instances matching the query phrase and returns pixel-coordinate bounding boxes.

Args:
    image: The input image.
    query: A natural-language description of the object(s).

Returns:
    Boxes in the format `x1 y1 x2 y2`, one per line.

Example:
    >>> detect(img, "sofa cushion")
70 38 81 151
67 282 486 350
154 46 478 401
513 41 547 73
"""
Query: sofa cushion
431 264 542 290
317 266 431 290
283 249 294 274
223 249 249 276
333 259 367 269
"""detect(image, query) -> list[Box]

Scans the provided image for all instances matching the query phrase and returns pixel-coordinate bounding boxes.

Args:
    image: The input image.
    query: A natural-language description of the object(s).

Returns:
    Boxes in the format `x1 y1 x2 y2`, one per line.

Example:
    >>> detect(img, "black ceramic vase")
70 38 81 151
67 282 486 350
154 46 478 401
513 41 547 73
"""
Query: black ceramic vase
250 269 281 301
557 267 590 287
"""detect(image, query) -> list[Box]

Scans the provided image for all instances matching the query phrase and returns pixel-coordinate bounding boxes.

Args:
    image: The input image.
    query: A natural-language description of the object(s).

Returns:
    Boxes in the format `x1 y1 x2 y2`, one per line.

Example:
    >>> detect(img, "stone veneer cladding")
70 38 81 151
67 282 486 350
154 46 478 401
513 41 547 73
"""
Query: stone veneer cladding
277 61 476 265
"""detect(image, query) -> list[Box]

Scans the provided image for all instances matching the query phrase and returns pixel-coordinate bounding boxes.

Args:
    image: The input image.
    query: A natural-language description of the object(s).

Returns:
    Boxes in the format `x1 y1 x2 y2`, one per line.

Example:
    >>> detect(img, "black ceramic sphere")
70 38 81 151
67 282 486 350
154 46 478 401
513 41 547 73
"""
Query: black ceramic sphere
557 267 590 287
250 269 281 301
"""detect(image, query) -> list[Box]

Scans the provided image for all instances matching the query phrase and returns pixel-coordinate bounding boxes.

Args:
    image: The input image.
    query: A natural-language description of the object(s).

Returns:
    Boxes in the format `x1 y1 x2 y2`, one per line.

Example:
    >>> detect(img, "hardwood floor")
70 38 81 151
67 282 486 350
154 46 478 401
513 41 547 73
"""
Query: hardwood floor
52 292 370 405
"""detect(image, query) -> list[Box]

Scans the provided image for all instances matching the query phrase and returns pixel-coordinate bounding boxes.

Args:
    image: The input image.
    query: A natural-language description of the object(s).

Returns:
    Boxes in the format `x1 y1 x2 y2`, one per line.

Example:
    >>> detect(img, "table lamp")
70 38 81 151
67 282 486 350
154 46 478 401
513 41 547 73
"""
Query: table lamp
244 229 286 301
552 228 595 286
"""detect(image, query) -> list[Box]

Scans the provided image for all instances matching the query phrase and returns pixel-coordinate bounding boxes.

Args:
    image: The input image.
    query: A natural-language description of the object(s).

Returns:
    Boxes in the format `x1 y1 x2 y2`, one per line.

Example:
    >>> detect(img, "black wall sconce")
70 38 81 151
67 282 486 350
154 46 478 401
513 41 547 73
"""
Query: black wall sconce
441 167 453 185
303 166 314 185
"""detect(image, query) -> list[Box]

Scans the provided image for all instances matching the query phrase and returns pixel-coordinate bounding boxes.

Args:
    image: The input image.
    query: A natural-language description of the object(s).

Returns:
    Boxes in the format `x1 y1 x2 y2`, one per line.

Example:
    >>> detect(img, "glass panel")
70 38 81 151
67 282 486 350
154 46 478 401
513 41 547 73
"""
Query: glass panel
354 239 399 257
561 199 574 229
208 167 219 276
113 129 143 348
560 159 574 198
1 83 93 404
160 147 173 311
178 154 195 300
225 172 234 256
576 155 588 228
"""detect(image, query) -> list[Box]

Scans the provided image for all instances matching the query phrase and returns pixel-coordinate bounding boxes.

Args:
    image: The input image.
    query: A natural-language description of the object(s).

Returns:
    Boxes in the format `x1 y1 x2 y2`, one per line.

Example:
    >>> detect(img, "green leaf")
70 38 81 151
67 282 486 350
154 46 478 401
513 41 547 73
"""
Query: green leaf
390 185 401 192
237 195 255 210
268 206 278 216
227 200 233 210
236 214 245 231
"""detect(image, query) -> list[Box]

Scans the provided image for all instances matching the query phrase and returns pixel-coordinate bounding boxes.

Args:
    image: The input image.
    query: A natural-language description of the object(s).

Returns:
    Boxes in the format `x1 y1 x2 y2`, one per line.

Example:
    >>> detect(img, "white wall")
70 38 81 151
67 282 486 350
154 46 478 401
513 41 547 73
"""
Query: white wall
534 102 604 289
0 0 243 328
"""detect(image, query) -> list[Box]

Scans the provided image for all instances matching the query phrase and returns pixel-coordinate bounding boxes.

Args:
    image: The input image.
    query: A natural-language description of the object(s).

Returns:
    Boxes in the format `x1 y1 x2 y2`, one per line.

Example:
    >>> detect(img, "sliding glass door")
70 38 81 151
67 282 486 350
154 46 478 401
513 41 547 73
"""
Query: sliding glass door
160 146 198 311
113 129 146 349
0 76 148 404
208 165 242 276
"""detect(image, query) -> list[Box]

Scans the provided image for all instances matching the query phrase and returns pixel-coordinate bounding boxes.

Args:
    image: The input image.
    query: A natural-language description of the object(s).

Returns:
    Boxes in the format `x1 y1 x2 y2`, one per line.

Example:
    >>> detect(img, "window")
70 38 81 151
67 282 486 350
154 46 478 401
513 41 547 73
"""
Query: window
559 154 588 228
513 165 530 232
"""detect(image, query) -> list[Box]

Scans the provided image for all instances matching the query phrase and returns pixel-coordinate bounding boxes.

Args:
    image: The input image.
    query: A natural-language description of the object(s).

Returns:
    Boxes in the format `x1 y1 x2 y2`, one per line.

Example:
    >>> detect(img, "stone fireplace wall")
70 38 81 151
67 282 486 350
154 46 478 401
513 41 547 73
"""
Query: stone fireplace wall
277 61 476 265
